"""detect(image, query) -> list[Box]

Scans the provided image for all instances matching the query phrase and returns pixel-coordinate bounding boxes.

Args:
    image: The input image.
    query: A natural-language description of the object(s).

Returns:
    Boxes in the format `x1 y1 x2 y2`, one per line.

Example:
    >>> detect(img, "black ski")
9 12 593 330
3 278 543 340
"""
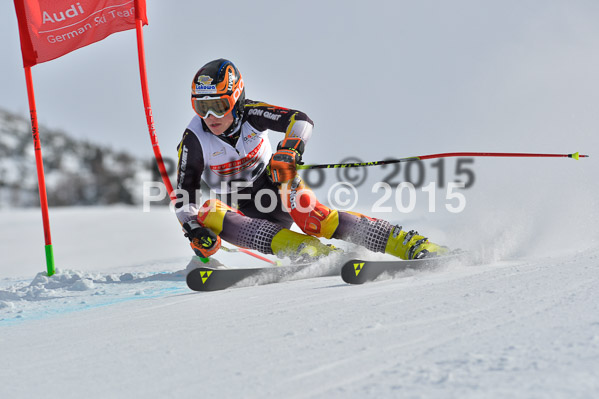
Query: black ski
341 254 465 285
186 263 337 292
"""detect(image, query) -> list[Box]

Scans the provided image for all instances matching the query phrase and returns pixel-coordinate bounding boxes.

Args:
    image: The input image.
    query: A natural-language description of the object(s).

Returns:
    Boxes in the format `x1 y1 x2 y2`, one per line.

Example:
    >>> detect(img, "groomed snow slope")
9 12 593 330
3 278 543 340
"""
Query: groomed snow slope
1 206 598 398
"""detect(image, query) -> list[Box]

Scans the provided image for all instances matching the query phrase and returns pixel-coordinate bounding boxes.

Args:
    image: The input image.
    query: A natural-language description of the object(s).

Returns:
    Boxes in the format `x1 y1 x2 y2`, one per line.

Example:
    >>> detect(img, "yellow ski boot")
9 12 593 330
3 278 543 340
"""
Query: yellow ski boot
385 225 449 260
271 229 337 262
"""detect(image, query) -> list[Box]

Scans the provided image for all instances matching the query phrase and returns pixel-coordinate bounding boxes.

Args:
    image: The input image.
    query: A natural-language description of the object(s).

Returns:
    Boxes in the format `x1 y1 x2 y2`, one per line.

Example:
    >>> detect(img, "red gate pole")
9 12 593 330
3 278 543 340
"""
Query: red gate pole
133 4 280 266
134 15 176 201
24 66 55 276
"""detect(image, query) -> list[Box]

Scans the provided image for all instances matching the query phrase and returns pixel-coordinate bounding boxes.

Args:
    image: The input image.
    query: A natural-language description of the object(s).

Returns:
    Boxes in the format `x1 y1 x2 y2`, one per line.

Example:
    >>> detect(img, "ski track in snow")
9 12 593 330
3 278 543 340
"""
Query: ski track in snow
1 207 598 398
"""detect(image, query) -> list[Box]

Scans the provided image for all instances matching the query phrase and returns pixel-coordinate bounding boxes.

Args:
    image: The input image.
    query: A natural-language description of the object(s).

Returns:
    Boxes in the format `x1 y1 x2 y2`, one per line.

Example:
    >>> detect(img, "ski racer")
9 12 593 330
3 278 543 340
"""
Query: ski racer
175 58 449 261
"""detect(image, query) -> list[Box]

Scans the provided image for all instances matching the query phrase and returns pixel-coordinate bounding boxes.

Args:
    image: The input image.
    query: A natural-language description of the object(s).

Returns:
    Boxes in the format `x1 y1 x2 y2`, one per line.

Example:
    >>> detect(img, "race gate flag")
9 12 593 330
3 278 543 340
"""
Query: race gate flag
12 0 155 277
14 0 148 67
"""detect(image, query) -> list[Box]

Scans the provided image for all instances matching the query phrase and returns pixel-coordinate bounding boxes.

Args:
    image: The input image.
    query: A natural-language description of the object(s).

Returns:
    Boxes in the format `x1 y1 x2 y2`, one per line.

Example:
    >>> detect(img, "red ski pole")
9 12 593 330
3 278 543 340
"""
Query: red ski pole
297 151 589 170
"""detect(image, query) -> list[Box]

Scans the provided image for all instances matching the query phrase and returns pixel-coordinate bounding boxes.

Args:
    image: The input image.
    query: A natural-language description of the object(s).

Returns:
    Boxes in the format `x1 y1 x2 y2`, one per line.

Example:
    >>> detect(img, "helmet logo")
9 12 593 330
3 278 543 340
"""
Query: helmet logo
227 70 235 91
195 75 216 94
232 78 244 102
198 75 213 85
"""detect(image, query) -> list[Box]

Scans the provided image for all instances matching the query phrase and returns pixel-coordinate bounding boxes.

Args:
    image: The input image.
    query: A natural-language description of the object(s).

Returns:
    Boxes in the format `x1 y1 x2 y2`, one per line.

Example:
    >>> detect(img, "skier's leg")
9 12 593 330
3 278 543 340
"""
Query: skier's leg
278 177 340 239
197 198 335 259
217 174 295 229
333 211 449 260
279 177 448 260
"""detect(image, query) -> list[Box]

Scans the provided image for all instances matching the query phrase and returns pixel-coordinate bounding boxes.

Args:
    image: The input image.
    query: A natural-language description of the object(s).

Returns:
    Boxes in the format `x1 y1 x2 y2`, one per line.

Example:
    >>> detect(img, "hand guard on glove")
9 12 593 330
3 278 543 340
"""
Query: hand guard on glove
182 220 221 258
269 137 305 183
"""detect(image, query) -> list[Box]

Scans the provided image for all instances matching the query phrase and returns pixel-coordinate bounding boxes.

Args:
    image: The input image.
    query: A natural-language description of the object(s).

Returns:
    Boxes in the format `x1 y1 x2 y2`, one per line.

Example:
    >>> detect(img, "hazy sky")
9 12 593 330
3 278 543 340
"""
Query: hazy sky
1 0 597 206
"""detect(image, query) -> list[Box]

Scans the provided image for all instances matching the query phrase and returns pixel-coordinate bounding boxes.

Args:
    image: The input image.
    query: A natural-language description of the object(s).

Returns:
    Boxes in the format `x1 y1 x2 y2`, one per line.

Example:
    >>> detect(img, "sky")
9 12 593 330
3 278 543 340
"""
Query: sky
1 0 598 218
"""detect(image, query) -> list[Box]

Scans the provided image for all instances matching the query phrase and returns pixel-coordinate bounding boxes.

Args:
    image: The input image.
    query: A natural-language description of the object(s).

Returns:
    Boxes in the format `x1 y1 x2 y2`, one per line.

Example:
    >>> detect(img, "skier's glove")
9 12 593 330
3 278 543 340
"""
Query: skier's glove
269 137 305 183
182 220 221 258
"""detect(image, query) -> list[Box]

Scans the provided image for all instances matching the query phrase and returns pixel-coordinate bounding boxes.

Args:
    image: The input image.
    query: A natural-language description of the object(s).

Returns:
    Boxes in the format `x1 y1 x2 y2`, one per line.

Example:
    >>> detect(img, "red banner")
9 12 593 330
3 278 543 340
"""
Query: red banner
14 0 147 67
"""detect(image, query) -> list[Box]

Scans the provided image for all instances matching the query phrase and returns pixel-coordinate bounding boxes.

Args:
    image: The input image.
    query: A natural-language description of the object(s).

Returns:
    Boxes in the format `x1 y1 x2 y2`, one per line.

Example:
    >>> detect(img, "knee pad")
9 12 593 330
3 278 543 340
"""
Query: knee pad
197 199 240 235
280 177 339 239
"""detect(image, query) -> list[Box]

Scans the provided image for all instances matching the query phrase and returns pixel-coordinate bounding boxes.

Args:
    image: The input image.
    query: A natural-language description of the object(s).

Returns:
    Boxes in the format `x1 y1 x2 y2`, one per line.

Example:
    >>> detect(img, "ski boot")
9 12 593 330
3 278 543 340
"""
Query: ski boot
271 229 338 262
385 225 449 260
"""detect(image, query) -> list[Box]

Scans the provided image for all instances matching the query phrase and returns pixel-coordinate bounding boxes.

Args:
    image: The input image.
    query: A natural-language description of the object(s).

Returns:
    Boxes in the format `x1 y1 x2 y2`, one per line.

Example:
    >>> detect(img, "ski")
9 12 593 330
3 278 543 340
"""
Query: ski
186 260 338 292
341 254 465 285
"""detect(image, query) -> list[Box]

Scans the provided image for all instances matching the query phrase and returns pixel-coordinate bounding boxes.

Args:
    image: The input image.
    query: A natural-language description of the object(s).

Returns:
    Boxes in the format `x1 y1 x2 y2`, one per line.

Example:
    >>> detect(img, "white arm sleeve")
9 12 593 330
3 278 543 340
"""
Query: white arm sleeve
175 202 200 225
286 119 313 143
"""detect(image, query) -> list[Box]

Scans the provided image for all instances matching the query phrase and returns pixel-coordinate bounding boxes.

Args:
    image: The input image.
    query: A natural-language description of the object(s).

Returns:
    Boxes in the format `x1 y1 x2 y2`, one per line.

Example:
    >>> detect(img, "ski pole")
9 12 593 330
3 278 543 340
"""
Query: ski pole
197 246 279 265
297 151 589 170
221 246 280 265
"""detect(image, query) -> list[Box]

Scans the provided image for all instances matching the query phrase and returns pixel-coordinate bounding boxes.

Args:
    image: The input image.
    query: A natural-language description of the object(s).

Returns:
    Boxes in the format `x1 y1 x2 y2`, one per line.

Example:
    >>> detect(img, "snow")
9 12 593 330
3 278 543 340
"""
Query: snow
2 0 598 395
1 206 598 398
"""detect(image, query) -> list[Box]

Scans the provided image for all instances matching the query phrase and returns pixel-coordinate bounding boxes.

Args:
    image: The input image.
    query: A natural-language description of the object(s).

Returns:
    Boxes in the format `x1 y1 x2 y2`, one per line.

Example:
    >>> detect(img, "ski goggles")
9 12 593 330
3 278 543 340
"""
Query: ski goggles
191 95 234 119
